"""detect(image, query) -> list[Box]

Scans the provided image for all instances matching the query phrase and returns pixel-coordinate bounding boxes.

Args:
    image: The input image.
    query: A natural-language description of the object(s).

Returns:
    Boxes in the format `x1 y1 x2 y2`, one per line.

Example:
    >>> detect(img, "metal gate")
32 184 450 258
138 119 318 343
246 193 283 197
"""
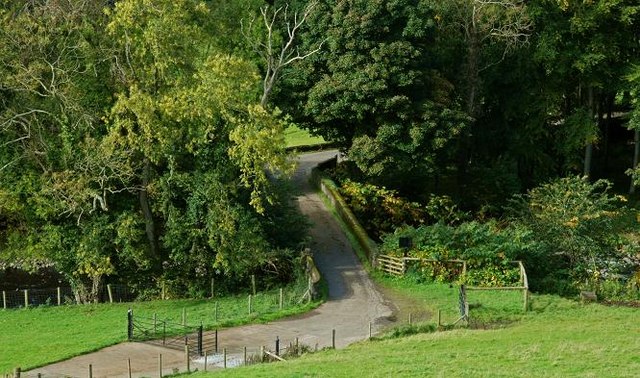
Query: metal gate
127 309 203 357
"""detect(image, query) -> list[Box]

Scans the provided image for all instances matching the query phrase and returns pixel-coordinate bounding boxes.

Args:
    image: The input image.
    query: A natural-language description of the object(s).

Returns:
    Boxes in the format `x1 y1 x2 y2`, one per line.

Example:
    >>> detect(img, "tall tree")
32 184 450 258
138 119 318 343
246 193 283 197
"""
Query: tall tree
241 1 324 108
107 0 295 291
0 0 128 302
627 64 640 193
530 0 639 176
433 0 531 191
276 0 469 193
0 0 301 300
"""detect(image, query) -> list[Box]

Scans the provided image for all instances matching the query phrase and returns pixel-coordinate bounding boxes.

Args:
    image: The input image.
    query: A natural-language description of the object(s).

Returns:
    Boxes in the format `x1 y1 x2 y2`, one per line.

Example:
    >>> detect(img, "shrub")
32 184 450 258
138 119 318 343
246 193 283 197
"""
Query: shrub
380 221 540 286
338 179 467 239
339 179 426 239
509 176 638 297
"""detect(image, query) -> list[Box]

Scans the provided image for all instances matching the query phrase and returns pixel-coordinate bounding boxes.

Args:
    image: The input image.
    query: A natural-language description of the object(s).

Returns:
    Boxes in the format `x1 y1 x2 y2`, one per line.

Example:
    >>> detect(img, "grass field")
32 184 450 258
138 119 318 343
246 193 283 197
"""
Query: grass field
0 284 318 373
190 283 640 377
285 125 326 148
210 173 638 376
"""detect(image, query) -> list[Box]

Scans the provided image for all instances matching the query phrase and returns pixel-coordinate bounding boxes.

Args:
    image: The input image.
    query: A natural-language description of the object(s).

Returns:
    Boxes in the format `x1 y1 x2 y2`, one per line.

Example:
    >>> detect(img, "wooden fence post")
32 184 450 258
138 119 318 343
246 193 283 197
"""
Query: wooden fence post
251 275 256 295
369 322 372 339
523 289 529 312
243 346 247 365
127 358 132 378
223 348 227 369
279 288 283 310
332 329 336 349
2 291 6 309
248 295 252 314
161 282 166 301
107 284 113 303
215 329 218 354
88 364 92 378
57 287 61 306
158 353 163 378
23 290 28 309
210 277 215 299
185 345 190 373
437 309 442 327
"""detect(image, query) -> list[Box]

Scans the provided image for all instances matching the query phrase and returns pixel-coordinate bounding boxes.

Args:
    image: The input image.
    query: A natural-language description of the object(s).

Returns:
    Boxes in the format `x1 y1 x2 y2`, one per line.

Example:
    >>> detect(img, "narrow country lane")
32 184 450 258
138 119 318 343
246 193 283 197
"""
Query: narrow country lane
26 151 395 377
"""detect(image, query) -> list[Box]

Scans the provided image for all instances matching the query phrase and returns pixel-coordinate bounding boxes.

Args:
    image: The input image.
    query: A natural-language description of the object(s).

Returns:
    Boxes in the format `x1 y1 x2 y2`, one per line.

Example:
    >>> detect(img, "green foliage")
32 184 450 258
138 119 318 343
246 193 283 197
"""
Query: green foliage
0 0 127 302
625 63 640 187
556 108 599 171
466 156 522 212
381 221 539 286
0 0 305 301
276 0 469 191
337 178 468 239
339 180 425 239
509 176 636 294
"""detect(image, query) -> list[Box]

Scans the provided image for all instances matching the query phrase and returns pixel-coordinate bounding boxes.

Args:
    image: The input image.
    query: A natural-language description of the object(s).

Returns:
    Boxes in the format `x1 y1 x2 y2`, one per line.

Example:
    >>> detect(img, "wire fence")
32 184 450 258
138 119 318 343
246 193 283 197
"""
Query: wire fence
16 324 375 378
0 284 139 309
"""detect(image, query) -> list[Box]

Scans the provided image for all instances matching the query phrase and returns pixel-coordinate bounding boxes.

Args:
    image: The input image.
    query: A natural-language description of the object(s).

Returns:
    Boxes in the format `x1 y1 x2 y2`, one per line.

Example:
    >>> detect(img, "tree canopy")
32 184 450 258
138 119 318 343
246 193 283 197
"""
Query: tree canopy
1 0 638 300
0 0 301 301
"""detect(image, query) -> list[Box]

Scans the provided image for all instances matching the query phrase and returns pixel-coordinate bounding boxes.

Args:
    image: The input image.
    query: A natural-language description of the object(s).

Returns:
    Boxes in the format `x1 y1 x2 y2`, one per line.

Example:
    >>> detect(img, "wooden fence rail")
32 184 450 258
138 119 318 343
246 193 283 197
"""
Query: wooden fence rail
376 255 529 312
376 255 406 276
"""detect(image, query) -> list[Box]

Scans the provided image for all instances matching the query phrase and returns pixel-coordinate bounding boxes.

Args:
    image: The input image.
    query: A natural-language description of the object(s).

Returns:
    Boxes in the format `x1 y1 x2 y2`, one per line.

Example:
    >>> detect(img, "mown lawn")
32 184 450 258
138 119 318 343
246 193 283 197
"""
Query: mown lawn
190 283 640 377
0 284 317 373
285 125 326 148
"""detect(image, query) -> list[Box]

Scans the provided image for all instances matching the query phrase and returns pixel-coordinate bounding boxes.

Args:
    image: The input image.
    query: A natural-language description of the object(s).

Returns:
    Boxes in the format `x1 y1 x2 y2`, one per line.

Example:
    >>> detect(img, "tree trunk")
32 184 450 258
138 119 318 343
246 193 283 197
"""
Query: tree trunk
140 158 160 260
583 87 595 177
631 128 639 194
457 29 480 194
602 96 613 171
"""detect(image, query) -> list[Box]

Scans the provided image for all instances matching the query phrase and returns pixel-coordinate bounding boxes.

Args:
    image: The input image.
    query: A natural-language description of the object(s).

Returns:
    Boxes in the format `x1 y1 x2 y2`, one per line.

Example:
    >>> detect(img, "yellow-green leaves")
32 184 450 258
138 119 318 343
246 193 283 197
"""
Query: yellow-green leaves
229 105 294 213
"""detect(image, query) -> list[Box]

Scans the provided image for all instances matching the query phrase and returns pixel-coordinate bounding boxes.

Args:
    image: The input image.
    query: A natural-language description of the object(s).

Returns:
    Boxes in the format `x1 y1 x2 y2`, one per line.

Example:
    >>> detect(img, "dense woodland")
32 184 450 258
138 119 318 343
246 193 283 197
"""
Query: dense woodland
0 0 639 302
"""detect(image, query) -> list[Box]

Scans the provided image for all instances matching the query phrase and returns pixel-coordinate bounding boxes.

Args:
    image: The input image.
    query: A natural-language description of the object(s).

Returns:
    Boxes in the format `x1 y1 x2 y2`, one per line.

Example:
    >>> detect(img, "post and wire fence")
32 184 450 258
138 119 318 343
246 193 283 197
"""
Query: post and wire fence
0 284 138 309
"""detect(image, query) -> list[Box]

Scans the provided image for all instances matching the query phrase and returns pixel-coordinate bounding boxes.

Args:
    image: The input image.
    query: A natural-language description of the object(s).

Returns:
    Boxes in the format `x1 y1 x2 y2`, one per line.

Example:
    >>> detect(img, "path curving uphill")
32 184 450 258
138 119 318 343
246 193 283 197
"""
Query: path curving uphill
27 150 395 377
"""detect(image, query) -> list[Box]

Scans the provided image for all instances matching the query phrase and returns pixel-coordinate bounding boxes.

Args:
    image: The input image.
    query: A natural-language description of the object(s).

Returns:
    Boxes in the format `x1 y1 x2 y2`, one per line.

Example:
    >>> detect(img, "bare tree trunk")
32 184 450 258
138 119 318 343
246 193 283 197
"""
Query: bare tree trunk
242 2 323 109
140 158 159 260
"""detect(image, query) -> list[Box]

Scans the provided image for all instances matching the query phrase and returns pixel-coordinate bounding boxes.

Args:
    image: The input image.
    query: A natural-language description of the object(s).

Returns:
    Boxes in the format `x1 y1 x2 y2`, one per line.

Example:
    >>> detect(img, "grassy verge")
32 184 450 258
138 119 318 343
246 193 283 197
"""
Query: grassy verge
178 184 640 376
0 282 320 373
189 290 640 377
285 125 326 149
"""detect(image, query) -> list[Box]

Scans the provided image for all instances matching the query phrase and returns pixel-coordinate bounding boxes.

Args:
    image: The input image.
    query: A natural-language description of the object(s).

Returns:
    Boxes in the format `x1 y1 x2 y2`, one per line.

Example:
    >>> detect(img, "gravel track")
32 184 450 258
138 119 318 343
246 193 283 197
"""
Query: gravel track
26 150 396 377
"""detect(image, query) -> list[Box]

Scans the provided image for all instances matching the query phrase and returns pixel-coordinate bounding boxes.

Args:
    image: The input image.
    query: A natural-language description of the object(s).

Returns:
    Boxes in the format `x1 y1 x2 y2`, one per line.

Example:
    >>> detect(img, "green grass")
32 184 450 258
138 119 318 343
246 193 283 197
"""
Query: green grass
189 289 640 377
0 284 319 373
285 125 326 148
